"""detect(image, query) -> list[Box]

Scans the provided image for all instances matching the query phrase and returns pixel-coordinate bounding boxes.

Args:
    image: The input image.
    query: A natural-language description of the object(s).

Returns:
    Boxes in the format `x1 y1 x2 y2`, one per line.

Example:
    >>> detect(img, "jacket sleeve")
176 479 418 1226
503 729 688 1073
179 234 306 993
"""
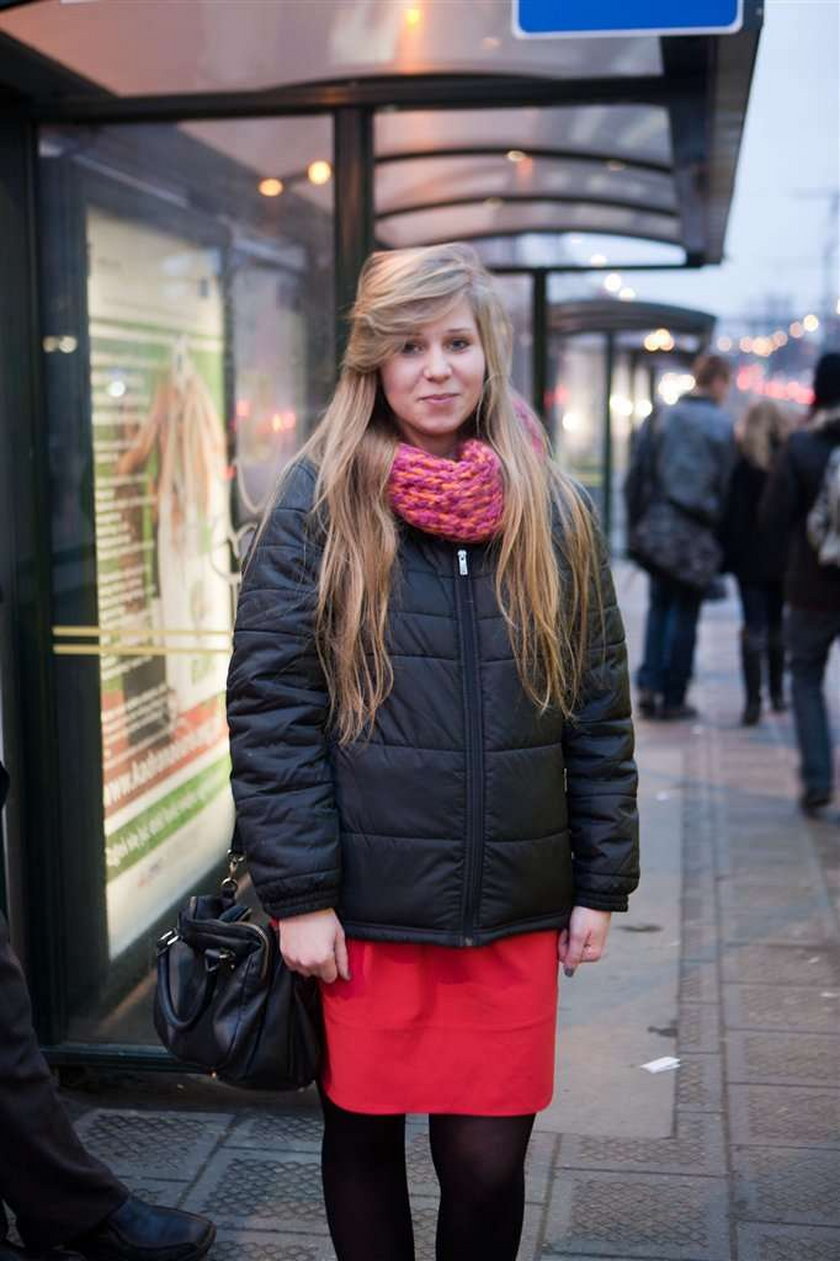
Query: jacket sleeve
561 525 640 913
226 461 340 920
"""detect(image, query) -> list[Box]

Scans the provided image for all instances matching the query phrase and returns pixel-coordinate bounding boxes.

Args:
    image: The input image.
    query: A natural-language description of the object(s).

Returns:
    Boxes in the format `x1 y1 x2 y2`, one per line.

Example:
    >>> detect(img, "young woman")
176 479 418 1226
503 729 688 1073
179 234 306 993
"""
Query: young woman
227 243 639 1261
720 399 793 724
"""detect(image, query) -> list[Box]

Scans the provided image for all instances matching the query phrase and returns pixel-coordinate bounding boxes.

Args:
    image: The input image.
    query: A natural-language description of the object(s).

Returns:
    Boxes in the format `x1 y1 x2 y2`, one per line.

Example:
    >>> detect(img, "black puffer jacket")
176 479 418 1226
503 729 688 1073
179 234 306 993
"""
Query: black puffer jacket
227 461 639 946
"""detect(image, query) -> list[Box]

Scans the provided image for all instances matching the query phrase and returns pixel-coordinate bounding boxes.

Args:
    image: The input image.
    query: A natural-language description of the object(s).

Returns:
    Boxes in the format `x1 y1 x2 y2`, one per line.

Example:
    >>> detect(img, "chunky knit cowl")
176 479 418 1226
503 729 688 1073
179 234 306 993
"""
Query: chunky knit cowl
387 438 504 544
386 398 543 544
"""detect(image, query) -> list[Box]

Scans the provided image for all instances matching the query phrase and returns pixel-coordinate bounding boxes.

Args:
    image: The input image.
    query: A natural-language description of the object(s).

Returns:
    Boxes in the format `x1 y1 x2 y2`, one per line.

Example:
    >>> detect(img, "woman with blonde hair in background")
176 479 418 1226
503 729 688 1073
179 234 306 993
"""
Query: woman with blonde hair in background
720 398 794 725
227 243 639 1261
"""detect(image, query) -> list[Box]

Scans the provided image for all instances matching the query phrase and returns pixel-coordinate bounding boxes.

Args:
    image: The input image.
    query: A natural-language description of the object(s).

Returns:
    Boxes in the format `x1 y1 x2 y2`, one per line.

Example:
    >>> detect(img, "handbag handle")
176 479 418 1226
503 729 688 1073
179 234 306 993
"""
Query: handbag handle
156 943 230 1032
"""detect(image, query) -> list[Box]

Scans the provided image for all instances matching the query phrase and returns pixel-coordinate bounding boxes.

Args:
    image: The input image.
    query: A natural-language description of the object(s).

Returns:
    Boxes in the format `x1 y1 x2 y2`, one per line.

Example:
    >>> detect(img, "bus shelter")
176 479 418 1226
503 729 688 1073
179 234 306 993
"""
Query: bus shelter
0 0 761 1064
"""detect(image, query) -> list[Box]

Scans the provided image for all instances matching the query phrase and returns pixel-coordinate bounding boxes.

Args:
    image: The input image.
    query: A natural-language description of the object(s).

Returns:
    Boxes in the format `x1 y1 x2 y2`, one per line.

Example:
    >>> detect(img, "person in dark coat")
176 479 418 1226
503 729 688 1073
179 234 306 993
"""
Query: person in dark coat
633 354 736 720
0 757 215 1261
720 400 794 724
760 353 840 815
226 243 639 1261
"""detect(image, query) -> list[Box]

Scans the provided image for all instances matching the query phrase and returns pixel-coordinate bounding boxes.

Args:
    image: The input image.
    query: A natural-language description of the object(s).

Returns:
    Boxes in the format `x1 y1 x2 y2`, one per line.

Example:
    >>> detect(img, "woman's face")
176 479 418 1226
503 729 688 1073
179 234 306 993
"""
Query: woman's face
379 298 486 458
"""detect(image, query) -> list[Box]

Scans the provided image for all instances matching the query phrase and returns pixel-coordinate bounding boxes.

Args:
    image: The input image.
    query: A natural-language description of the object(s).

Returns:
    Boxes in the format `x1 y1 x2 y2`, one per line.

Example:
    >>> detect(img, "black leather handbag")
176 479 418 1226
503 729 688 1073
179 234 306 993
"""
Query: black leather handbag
153 850 323 1090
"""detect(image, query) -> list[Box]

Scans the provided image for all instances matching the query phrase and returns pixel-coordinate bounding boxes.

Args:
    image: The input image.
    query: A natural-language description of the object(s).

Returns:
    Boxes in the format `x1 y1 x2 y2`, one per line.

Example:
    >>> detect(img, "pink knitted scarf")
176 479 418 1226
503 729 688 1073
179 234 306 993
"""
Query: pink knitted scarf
388 437 505 543
386 399 544 544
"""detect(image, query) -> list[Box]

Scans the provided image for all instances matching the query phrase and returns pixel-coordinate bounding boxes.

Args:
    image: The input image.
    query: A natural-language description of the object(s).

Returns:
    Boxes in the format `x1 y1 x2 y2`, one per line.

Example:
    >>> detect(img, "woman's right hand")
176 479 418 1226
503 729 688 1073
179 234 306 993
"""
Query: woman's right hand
275 909 350 984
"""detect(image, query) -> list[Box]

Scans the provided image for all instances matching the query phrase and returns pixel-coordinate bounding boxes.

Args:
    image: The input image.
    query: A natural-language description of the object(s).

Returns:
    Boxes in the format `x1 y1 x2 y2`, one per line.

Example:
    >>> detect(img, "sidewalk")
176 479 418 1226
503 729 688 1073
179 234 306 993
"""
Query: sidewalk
59 570 840 1261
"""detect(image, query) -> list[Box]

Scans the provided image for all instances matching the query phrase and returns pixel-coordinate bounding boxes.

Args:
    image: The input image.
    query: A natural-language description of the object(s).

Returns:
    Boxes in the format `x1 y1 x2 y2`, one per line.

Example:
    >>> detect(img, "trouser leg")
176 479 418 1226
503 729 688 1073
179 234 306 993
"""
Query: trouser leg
637 575 670 694
786 608 839 800
766 585 787 708
738 581 766 722
0 912 127 1250
662 582 702 708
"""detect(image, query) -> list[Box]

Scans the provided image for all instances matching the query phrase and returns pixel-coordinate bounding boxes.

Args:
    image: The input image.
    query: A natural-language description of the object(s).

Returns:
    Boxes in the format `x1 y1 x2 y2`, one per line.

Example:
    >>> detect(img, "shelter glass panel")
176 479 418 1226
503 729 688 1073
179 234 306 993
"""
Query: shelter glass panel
37 115 334 1046
548 332 607 519
492 273 534 403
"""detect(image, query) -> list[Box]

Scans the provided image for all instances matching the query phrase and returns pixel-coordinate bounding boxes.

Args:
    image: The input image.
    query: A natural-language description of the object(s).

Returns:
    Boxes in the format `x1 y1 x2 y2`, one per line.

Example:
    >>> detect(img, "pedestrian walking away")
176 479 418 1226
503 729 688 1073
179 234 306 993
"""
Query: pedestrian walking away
719 400 794 725
0 757 215 1261
760 352 840 816
227 243 640 1261
628 353 736 720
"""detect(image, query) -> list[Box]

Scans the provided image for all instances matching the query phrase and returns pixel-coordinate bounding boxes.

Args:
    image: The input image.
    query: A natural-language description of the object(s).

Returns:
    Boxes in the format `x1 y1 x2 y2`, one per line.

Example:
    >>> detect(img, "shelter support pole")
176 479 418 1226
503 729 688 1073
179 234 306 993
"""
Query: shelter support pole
602 333 616 547
532 269 548 425
0 113 65 1040
334 106 374 357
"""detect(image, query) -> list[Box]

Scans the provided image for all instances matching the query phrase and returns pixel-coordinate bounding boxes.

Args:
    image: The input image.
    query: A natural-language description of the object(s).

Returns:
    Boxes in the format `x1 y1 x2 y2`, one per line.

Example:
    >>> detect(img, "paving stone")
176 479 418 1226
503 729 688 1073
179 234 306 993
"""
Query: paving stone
726 1031 840 1087
408 1199 439 1261
720 944 840 986
728 1086 840 1148
676 1056 725 1113
74 1109 232 1180
683 889 717 928
542 1171 729 1259
558 1115 726 1177
226 1111 324 1153
181 1149 328 1234
737 1222 840 1261
734 1147 840 1225
681 923 719 962
723 985 840 1033
681 961 719 1005
679 1003 720 1053
720 903 836 947
683 868 717 904
209 1232 334 1261
121 1177 187 1207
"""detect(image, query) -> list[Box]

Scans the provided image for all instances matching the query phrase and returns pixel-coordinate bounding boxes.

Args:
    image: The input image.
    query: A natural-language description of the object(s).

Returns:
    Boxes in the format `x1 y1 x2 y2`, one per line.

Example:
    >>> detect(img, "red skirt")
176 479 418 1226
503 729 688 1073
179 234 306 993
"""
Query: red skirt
319 930 559 1115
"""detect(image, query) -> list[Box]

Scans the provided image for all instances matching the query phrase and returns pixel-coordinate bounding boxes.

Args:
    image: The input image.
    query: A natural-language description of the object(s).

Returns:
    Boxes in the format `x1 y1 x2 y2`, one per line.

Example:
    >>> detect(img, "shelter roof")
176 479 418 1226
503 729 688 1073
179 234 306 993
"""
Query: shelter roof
0 0 762 268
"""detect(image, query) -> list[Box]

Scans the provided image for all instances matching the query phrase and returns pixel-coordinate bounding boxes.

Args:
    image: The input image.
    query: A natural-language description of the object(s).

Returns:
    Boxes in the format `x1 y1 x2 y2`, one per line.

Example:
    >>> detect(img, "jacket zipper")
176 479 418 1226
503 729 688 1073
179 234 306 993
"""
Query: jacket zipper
454 547 484 946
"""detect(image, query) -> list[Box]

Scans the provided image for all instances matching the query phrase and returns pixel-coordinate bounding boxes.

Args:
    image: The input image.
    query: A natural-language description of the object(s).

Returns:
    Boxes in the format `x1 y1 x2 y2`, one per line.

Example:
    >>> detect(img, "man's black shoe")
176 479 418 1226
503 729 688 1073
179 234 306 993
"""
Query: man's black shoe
636 688 658 718
67 1197 215 1261
800 789 831 818
659 702 698 722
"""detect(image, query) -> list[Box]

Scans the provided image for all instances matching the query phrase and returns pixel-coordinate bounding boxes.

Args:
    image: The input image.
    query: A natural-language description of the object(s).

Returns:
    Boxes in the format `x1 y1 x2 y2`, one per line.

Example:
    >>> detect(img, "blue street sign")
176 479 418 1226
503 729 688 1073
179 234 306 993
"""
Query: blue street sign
514 0 743 37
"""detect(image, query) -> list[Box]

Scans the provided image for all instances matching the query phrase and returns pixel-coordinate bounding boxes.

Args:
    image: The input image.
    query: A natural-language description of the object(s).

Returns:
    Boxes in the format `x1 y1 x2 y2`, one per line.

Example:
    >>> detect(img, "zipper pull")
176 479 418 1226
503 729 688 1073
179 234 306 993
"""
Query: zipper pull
457 549 469 576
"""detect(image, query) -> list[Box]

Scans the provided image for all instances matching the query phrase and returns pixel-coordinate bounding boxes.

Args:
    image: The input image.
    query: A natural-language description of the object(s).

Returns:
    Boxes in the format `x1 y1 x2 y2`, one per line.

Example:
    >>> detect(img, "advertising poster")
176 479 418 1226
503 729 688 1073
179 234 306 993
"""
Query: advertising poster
87 208 235 958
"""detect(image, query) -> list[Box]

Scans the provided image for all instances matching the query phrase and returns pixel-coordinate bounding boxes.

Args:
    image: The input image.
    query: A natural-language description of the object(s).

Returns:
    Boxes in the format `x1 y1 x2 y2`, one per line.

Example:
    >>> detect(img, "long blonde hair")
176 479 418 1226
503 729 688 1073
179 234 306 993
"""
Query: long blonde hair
737 400 793 471
286 243 598 743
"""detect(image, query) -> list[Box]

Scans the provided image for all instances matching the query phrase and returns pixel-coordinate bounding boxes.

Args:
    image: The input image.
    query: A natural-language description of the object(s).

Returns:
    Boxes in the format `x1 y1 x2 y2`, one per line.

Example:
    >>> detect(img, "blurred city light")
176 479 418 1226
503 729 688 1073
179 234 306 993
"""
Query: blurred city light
258 178 284 197
803 313 820 332
307 160 332 186
604 272 623 293
404 6 423 26
644 328 674 352
506 149 527 163
658 373 695 404
618 286 636 301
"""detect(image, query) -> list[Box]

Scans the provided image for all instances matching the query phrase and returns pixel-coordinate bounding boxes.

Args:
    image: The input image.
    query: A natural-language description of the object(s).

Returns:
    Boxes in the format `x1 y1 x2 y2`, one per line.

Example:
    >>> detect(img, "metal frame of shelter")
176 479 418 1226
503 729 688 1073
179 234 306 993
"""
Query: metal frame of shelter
0 2 760 1064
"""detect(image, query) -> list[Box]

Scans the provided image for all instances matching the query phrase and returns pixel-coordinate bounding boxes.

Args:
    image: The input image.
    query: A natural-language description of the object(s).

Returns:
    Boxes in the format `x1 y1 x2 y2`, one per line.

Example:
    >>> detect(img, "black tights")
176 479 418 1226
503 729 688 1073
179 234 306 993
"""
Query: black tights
320 1091 535 1261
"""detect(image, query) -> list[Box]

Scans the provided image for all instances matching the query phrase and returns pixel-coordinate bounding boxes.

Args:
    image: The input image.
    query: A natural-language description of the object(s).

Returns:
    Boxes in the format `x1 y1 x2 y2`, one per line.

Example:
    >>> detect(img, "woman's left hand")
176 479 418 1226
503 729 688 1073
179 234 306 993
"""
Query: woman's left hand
558 907 612 977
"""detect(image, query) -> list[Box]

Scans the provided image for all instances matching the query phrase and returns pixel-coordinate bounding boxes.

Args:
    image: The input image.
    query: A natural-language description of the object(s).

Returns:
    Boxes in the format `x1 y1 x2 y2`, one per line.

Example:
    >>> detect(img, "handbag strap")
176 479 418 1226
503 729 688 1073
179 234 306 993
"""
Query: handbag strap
220 846 246 899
